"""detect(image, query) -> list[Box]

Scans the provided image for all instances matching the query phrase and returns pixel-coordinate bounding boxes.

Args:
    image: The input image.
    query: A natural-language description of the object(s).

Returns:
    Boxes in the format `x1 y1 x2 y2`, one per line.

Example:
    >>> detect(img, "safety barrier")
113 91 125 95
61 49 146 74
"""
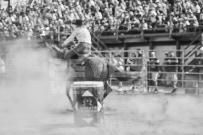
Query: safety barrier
1 37 203 95
93 49 203 95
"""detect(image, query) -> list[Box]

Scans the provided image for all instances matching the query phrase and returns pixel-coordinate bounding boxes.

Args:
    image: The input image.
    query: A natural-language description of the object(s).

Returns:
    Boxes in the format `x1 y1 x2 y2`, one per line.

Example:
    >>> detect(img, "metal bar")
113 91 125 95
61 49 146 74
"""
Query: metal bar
184 33 201 50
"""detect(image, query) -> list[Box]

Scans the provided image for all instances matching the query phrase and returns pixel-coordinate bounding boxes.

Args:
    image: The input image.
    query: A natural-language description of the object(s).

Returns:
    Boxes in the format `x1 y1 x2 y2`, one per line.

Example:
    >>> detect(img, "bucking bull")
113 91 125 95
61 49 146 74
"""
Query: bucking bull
51 43 141 110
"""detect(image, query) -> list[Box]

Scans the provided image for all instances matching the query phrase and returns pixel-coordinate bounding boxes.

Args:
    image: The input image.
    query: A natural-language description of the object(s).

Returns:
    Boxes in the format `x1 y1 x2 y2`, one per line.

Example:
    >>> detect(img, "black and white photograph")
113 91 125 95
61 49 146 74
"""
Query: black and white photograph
0 0 203 134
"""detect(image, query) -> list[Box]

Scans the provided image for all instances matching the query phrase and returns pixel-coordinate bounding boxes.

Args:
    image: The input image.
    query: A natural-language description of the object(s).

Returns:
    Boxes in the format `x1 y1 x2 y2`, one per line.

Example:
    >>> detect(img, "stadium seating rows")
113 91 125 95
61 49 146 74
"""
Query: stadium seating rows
0 0 203 40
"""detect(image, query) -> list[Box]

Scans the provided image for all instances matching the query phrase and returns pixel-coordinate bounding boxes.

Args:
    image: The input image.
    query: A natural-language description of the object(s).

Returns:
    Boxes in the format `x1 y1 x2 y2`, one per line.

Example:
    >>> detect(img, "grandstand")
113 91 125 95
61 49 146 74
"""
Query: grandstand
0 0 29 9
0 0 203 94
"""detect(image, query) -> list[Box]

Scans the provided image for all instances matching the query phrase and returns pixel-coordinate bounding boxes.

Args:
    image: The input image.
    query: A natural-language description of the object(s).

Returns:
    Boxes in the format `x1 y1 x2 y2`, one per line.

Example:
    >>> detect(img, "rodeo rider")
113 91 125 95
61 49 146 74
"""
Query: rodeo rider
52 19 92 63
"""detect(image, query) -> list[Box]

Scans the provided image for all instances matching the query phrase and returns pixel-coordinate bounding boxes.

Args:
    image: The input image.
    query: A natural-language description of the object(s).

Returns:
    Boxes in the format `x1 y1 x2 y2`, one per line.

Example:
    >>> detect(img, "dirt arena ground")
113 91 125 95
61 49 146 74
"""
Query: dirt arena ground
1 89 203 135
0 40 203 135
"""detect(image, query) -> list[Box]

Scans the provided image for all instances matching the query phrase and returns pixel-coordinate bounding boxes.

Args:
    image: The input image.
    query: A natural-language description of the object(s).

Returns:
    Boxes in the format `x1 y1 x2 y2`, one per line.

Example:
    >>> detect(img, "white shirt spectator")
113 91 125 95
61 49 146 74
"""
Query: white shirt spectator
68 11 75 22
73 11 80 20
63 26 92 45
120 0 126 9
95 11 103 20
24 15 29 22
200 12 203 21
43 18 49 26
114 0 119 6
149 9 157 22
192 3 201 14
40 27 46 37
141 20 148 30
184 0 192 10
52 13 57 20
182 17 190 26
161 2 168 16
11 14 16 22
45 26 50 35
58 9 63 18
59 3 65 11
116 6 125 17
84 12 92 21
5 17 12 25
75 3 82 13
188 14 199 27
89 0 95 7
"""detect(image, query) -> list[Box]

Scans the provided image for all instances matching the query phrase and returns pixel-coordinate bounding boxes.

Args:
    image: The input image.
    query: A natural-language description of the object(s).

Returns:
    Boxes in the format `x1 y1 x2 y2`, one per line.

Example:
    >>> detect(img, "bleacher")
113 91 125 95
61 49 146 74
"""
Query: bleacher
0 0 203 94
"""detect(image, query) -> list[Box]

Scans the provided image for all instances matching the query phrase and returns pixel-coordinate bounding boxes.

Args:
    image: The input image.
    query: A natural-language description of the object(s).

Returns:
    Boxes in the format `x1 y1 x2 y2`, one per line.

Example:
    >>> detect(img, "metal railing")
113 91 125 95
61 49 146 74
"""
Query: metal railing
91 49 203 95
92 22 203 40
1 48 203 95
184 33 202 65
90 31 108 51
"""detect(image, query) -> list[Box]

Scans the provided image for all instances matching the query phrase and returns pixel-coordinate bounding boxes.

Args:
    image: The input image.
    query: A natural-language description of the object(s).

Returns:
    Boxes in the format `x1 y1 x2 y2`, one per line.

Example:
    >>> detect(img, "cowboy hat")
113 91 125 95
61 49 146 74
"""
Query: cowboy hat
72 19 83 26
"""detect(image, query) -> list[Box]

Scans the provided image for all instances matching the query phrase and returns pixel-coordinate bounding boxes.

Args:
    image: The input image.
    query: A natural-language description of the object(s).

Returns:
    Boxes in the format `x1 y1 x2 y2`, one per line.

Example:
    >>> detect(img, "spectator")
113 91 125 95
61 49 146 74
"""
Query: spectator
200 9 203 25
147 51 160 92
137 49 145 70
95 8 103 25
127 52 136 71
140 19 148 30
183 0 192 12
195 47 203 87
192 1 201 17
187 10 199 28
0 0 203 42
162 51 179 93
127 49 144 72
179 16 190 32
148 8 157 28
131 17 141 30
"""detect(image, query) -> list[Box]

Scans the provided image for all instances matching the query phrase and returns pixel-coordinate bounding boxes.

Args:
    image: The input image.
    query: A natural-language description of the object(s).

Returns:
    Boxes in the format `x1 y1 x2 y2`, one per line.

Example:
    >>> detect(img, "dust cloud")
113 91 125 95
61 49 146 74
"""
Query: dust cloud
103 94 203 135
0 39 203 135
0 39 69 134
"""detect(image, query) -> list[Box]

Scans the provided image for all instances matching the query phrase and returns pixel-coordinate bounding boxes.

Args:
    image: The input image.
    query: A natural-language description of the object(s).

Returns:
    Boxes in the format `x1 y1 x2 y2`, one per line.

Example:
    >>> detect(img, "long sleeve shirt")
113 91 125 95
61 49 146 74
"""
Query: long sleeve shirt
63 26 92 46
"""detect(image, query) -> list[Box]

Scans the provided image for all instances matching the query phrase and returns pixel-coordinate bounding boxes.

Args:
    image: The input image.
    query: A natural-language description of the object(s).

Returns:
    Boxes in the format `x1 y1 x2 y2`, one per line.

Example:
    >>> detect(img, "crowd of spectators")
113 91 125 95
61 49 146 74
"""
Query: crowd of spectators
0 0 203 41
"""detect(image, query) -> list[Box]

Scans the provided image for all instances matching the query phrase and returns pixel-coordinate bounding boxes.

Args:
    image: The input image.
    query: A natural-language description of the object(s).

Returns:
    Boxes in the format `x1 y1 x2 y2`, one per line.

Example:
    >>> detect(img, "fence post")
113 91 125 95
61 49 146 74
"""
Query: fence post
197 74 200 95
143 50 148 94
182 50 185 93
109 51 112 86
